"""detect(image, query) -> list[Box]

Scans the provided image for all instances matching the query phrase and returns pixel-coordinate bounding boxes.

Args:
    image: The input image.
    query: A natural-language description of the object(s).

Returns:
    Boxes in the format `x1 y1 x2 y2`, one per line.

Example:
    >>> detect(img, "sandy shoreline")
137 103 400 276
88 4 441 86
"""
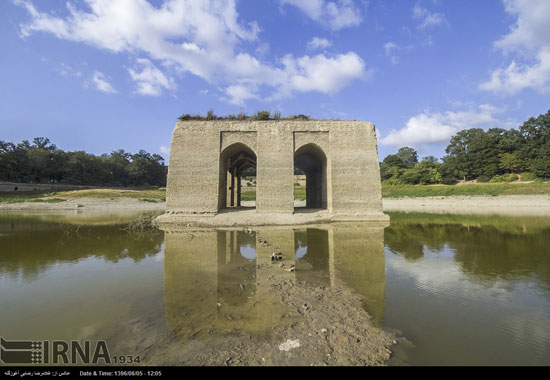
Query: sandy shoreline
383 194 550 216
2 194 550 216
0 197 165 211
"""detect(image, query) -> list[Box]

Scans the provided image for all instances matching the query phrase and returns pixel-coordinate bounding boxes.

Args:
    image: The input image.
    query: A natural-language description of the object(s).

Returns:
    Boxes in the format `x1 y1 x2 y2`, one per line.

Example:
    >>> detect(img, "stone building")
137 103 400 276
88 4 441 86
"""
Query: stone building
156 120 388 226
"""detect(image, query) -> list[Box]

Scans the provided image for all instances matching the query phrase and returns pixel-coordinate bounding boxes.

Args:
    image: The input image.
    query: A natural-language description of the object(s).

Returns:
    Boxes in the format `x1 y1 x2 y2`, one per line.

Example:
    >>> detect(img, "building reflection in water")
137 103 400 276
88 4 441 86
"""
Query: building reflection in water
161 223 386 341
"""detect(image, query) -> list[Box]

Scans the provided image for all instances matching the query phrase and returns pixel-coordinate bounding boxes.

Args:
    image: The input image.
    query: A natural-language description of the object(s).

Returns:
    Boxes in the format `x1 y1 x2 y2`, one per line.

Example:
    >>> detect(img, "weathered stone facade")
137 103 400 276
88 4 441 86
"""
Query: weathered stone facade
157 120 388 226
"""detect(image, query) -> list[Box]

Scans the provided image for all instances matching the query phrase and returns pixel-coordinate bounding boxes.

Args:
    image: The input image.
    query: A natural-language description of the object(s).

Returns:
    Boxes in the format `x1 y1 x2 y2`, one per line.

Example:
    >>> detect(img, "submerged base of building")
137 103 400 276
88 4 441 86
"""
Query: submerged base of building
155 209 389 228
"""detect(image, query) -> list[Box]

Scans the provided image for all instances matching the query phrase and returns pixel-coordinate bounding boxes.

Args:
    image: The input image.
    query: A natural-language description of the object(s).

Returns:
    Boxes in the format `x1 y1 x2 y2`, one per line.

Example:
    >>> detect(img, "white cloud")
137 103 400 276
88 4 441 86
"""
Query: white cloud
17 0 367 103
280 52 366 95
479 50 550 95
381 105 504 147
281 0 362 30
159 145 170 154
57 63 82 78
92 71 116 93
384 42 414 64
128 58 174 96
494 0 550 55
384 42 399 64
412 3 447 30
223 84 259 106
307 37 332 50
480 0 550 95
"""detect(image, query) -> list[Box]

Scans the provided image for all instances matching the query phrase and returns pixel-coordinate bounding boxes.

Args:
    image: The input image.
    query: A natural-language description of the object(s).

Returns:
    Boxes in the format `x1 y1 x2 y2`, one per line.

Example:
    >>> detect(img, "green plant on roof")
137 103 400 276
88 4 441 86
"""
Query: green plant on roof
289 114 310 120
253 110 270 120
206 109 216 120
178 110 314 121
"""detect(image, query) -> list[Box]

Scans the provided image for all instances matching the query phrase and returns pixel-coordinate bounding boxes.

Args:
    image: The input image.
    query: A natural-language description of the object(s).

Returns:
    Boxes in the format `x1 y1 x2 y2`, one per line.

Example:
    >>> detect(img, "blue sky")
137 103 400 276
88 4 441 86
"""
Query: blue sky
1 0 550 161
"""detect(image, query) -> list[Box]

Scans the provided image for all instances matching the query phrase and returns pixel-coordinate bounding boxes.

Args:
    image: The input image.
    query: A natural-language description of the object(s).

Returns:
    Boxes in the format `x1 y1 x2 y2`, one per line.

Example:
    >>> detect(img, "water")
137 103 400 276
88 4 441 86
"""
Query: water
0 211 549 365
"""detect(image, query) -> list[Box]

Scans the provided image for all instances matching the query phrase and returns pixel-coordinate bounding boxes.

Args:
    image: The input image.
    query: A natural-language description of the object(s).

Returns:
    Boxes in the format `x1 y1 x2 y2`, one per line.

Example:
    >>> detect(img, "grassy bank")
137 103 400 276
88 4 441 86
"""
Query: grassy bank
382 182 550 198
241 187 306 202
0 195 66 204
0 188 166 204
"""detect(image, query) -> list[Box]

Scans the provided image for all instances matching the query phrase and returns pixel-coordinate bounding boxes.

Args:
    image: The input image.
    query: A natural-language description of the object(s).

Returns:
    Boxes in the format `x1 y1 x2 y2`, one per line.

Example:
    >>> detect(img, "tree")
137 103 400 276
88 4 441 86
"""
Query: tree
129 150 166 186
400 160 442 185
0 137 168 186
532 156 550 178
499 152 522 173
396 147 418 168
421 156 439 165
518 109 550 173
105 150 131 186
443 128 495 181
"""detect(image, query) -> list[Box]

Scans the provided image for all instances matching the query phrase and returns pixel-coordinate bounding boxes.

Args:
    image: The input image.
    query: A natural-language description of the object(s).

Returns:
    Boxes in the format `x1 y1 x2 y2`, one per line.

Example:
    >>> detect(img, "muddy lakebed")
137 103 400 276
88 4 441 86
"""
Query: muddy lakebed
0 211 549 366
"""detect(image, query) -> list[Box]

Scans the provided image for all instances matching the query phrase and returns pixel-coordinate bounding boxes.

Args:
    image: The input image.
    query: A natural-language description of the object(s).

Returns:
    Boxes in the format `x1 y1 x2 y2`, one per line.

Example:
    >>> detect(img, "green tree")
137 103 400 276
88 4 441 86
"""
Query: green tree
518 109 550 173
443 128 497 180
532 157 550 178
396 147 418 168
499 152 522 173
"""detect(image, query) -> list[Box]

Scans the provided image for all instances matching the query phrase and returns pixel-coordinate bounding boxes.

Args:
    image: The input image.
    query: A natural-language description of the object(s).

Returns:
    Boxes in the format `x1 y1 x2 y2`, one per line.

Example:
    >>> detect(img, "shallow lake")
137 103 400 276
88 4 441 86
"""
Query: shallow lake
0 211 549 365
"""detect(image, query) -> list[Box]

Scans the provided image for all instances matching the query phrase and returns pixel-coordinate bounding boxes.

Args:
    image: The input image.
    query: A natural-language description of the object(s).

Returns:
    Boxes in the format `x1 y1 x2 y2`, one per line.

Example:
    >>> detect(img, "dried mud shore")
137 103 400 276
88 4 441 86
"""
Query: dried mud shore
3 195 550 216
383 194 550 216
0 197 165 211
107 261 397 366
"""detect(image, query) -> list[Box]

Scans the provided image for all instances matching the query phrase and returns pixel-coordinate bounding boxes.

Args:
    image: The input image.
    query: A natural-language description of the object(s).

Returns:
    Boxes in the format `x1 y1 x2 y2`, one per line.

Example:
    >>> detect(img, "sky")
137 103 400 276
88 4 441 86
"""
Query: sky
1 0 550 162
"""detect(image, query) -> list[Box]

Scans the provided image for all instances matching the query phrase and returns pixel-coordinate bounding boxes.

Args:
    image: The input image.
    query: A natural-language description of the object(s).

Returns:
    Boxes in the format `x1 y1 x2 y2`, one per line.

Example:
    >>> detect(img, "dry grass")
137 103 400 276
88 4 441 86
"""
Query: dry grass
50 188 166 200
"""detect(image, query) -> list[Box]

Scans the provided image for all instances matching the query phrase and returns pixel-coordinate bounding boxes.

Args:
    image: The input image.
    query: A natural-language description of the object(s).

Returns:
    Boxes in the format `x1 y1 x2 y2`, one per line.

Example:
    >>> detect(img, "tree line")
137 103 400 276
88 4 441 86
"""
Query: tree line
0 137 167 187
381 109 550 185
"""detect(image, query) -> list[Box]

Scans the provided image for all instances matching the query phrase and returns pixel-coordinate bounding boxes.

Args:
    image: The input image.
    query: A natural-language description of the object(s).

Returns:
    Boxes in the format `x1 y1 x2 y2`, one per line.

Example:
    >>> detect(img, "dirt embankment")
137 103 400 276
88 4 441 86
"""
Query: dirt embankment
0 197 165 211
383 195 550 216
3 194 550 216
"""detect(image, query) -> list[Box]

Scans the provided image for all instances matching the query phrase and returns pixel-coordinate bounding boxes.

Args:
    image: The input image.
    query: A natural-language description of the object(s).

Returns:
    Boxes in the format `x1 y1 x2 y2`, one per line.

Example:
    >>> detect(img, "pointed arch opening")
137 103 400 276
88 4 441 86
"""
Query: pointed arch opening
294 144 327 210
218 143 257 211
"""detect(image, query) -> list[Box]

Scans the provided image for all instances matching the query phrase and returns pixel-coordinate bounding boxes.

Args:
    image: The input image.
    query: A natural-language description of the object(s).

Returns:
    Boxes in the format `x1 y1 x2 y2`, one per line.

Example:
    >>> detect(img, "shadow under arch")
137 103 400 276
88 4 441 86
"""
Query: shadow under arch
218 142 257 211
294 143 328 210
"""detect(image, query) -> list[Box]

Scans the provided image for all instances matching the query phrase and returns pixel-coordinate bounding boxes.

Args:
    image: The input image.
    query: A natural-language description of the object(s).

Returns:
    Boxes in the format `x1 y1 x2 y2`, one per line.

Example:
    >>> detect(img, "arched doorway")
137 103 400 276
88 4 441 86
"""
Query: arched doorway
218 143 257 210
294 144 327 209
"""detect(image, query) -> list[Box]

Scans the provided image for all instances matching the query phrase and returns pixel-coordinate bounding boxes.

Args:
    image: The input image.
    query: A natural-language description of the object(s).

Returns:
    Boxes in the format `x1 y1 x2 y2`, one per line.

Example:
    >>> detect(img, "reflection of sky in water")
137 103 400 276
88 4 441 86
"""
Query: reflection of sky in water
239 245 256 260
295 245 307 259
384 245 550 365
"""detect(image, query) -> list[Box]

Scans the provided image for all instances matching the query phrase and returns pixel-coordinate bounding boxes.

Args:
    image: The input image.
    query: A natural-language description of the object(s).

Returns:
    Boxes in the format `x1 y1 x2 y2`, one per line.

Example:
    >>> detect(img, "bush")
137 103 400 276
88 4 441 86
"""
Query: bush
520 172 537 181
507 173 518 181
383 176 404 186
289 114 310 120
477 175 491 183
490 174 518 183
441 175 458 185
253 110 270 120
205 109 216 120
